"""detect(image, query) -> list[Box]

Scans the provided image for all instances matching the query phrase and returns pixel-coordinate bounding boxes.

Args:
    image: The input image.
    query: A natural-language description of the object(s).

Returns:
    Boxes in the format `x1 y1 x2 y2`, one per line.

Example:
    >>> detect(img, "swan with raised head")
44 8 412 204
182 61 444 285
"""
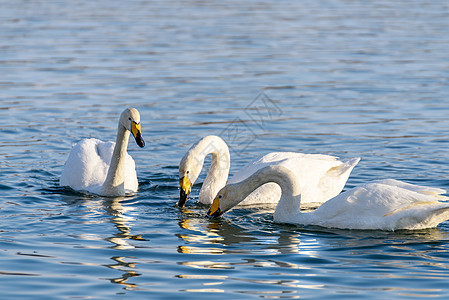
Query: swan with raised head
207 165 449 230
60 108 145 197
178 135 360 208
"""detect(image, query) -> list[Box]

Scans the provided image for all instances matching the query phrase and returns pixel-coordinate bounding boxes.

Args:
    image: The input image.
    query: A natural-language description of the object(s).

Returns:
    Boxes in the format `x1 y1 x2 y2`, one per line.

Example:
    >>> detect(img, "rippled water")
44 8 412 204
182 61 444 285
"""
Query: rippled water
2 0 449 299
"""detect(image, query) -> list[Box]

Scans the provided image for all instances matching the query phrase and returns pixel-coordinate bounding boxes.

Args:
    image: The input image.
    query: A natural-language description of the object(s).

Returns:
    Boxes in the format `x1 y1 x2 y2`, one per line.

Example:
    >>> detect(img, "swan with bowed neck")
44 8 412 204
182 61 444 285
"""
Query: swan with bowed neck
178 135 360 208
208 165 449 231
59 108 145 197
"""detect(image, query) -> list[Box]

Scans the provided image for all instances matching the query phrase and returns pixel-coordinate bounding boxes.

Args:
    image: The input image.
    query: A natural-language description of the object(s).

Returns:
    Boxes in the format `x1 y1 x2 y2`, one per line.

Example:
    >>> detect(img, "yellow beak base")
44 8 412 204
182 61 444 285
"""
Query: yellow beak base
131 122 145 148
207 198 222 217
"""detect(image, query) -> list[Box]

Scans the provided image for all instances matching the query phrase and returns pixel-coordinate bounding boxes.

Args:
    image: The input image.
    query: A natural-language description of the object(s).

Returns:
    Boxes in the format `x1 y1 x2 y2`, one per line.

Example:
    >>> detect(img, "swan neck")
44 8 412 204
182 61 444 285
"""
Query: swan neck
230 167 302 219
197 138 231 203
103 124 130 196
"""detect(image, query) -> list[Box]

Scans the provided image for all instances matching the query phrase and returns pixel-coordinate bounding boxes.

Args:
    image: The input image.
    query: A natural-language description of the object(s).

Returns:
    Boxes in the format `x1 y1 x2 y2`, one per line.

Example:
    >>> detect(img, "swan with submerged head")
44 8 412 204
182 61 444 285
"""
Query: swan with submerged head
178 135 360 208
208 165 449 230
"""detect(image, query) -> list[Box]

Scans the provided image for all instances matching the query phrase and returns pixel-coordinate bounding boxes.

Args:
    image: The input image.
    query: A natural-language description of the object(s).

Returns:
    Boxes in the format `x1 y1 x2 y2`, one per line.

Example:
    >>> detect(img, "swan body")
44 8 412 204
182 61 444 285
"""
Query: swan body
208 166 449 231
178 135 360 208
60 108 145 197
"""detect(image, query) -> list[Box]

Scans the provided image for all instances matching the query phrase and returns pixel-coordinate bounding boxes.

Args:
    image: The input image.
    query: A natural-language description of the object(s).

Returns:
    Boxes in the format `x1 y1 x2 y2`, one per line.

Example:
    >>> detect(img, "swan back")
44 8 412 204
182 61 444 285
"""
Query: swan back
304 180 449 230
229 152 360 205
59 138 138 195
60 139 112 191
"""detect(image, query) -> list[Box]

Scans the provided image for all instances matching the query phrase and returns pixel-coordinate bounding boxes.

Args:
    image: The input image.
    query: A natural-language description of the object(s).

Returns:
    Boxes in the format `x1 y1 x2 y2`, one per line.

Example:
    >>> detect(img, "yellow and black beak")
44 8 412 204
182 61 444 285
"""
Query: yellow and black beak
131 121 145 148
178 176 192 207
207 197 222 218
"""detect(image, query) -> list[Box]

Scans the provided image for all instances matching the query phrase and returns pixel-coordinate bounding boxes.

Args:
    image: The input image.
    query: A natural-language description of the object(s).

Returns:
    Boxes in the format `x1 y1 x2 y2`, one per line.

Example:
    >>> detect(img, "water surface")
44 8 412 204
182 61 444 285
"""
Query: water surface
1 0 449 299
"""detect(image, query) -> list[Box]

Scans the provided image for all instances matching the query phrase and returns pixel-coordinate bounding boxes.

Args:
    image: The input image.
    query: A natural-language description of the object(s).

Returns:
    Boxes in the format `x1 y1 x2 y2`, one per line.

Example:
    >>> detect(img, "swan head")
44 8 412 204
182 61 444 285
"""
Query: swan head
120 108 145 148
207 184 239 218
178 135 230 207
178 150 204 207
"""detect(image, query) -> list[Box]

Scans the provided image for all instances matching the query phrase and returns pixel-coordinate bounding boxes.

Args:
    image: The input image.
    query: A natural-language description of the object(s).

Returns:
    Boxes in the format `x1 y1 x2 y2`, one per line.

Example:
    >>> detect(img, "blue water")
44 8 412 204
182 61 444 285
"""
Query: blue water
2 0 449 298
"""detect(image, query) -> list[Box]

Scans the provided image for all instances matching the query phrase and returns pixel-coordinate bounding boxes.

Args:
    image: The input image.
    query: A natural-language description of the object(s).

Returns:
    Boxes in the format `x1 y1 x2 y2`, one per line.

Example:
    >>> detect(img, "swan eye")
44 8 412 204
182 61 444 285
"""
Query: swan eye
218 195 223 199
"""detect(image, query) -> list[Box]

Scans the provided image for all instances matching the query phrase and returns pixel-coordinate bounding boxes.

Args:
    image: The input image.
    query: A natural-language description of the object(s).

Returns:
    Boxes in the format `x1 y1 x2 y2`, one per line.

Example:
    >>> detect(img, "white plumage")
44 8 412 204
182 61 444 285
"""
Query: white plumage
59 138 138 195
229 152 360 207
60 108 145 197
178 135 360 207
209 165 449 231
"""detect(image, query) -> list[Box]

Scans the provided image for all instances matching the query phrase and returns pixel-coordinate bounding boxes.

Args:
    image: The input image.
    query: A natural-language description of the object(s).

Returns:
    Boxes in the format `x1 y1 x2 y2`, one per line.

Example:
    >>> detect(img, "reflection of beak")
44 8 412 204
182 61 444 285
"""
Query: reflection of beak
178 176 191 207
131 122 145 148
207 197 222 218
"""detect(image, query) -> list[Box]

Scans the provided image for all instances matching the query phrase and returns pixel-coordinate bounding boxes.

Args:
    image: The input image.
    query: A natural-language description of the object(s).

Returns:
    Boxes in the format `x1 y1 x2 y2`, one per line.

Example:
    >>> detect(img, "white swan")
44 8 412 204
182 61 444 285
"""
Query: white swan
207 165 449 231
178 135 360 208
60 108 145 197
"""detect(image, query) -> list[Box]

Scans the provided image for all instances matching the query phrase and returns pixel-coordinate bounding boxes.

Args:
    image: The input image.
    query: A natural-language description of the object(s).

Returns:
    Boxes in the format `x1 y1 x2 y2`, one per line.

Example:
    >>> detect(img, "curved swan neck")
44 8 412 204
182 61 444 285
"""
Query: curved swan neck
103 124 130 196
196 136 231 203
225 166 302 219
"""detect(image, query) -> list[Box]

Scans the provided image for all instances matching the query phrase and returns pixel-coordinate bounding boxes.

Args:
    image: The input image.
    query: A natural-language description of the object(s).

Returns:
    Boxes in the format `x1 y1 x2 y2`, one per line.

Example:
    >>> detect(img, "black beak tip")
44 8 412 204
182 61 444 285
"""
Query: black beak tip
177 199 186 208
206 209 222 219
178 190 189 207
135 133 145 148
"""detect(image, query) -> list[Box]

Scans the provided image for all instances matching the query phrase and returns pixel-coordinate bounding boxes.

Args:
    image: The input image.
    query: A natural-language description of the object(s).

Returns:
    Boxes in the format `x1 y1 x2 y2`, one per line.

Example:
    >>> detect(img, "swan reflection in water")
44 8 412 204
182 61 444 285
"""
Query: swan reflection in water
102 197 146 250
176 206 311 256
102 197 146 290
59 193 145 290
176 206 308 257
175 208 319 297
175 206 449 297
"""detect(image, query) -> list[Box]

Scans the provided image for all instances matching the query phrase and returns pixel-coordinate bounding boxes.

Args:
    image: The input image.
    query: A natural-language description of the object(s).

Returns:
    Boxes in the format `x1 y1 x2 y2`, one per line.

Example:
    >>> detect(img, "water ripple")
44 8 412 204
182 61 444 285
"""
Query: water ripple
2 0 449 299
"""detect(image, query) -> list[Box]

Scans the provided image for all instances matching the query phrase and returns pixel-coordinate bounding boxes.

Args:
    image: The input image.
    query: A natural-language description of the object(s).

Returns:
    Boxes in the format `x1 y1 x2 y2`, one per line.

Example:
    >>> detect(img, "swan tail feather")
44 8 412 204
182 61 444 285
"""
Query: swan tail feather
394 204 449 230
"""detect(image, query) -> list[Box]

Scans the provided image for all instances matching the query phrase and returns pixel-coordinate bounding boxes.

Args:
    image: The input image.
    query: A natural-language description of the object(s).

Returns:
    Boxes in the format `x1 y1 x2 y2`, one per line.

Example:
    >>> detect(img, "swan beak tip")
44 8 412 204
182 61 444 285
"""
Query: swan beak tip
131 122 145 148
207 198 222 218
135 133 145 148
178 189 189 207
178 176 191 207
